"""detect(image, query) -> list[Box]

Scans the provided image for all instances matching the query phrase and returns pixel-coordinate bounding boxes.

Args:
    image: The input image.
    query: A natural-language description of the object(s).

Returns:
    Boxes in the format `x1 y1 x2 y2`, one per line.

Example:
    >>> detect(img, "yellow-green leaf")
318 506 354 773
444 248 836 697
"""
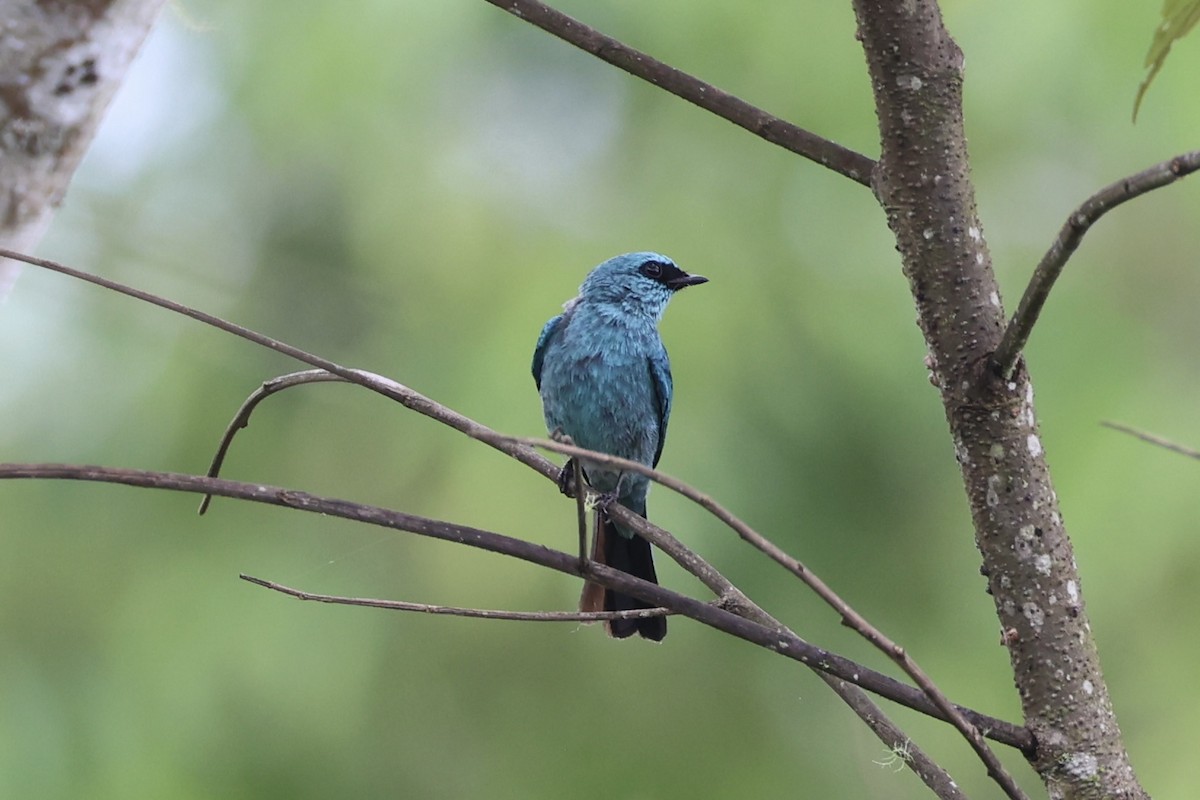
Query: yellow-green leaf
1133 0 1200 121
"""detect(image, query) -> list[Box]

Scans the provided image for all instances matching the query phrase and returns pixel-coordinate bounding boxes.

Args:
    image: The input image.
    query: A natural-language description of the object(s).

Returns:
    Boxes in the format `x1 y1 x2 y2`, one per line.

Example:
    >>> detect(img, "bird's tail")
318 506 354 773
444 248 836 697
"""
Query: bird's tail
579 503 666 641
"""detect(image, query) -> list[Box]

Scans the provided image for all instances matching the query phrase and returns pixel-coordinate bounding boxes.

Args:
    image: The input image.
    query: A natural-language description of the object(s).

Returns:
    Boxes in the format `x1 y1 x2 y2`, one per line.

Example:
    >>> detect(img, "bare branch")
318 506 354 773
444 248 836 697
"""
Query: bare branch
992 150 1200 379
240 574 671 623
1102 420 1200 460
482 0 875 187
0 248 559 481
0 461 1031 753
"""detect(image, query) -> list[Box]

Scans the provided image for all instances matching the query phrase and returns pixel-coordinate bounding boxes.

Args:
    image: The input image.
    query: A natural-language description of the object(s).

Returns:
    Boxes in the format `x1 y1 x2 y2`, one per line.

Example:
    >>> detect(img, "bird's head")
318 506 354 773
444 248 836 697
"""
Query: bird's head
575 252 707 318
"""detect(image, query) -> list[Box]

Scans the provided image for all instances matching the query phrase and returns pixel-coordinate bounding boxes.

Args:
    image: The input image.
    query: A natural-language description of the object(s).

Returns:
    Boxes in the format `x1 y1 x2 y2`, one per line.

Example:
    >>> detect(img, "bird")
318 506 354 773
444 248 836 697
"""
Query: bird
532 252 707 640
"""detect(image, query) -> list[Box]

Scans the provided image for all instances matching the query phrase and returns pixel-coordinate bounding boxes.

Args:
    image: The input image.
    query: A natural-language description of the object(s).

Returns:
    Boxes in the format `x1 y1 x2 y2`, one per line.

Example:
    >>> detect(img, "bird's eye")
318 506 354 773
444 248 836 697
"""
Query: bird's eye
640 261 664 279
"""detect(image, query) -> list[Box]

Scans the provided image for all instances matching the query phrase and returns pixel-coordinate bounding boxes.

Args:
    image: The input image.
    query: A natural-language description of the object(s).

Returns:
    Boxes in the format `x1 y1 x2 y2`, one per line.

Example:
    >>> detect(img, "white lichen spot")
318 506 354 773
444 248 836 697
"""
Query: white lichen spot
989 443 1005 460
1066 580 1079 604
1082 679 1094 696
1025 383 1034 403
1034 553 1053 576
897 74 923 90
968 226 981 241
1015 525 1036 559
1048 593 1058 605
962 381 971 392
1002 598 1016 615
1027 434 1043 456
1051 511 1062 527
988 290 1000 307
986 475 1002 507
922 227 934 240
999 574 1012 590
954 438 970 465
1006 382 1017 392
1022 602 1044 628
976 252 985 265
1060 752 1098 781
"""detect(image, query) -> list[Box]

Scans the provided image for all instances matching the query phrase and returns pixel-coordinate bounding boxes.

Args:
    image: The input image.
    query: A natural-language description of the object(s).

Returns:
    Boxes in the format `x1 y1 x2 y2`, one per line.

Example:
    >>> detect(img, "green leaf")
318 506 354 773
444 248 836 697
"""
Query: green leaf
1133 0 1200 121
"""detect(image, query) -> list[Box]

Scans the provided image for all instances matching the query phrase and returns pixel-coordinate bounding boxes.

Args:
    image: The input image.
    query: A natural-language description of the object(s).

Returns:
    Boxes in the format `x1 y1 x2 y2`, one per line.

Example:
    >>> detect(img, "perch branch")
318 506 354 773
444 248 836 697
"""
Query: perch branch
992 150 1200 379
483 0 875 186
0 461 1031 753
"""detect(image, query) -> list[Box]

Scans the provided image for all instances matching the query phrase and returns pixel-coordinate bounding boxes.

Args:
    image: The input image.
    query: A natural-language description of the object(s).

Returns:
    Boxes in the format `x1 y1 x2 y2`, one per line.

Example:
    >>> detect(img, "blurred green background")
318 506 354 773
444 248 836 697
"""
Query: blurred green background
2 1 1198 797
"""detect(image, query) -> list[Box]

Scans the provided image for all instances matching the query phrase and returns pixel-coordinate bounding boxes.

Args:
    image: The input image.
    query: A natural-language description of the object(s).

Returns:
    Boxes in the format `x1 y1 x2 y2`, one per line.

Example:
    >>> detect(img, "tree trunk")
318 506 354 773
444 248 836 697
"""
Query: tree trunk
0 0 166 297
851 2 1148 798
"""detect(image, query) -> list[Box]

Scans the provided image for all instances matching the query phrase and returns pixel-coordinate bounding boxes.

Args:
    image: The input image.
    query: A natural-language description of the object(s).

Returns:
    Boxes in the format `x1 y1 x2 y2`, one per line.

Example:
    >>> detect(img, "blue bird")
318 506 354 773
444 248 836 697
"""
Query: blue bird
532 252 707 640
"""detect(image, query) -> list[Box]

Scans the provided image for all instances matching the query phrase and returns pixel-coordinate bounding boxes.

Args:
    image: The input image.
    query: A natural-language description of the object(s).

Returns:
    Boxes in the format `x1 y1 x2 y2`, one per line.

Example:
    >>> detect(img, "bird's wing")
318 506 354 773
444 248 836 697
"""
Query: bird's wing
531 314 565 390
648 348 673 468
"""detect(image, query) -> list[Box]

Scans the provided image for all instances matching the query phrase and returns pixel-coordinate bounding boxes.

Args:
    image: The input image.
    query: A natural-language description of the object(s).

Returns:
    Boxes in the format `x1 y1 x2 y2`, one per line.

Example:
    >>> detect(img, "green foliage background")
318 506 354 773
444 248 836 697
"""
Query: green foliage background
2 1 1198 797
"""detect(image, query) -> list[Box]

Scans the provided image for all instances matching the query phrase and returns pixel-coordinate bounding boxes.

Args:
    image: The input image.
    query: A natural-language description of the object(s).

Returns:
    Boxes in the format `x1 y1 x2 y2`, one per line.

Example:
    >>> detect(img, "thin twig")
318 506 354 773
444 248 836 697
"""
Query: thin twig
992 150 1200 379
1102 421 1200 460
0 461 1032 753
0 249 559 485
483 0 876 187
240 574 670 623
514 435 1032 794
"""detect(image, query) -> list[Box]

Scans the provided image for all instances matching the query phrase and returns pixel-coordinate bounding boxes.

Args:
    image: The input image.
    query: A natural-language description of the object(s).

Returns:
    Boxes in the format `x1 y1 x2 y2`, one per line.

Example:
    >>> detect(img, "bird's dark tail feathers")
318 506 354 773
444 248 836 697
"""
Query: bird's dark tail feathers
579 505 666 641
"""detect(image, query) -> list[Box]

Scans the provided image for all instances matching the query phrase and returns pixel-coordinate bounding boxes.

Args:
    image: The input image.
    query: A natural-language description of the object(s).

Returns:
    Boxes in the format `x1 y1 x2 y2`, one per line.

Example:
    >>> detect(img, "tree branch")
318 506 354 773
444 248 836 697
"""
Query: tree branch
0 461 1032 754
482 0 876 186
992 150 1200 379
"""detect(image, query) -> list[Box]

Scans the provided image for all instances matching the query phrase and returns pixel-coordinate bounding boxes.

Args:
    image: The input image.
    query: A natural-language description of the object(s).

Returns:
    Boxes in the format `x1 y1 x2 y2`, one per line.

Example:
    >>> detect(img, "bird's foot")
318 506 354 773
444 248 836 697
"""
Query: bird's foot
592 488 620 511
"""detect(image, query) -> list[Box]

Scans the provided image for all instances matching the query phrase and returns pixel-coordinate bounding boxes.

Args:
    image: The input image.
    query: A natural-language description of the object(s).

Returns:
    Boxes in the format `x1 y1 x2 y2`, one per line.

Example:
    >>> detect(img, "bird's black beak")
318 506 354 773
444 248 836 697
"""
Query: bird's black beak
666 273 708 290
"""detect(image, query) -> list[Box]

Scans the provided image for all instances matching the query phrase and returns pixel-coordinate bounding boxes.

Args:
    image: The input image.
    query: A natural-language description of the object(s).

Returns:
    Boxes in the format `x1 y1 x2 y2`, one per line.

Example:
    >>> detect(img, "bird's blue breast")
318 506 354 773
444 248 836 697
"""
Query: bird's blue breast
536 305 666 496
